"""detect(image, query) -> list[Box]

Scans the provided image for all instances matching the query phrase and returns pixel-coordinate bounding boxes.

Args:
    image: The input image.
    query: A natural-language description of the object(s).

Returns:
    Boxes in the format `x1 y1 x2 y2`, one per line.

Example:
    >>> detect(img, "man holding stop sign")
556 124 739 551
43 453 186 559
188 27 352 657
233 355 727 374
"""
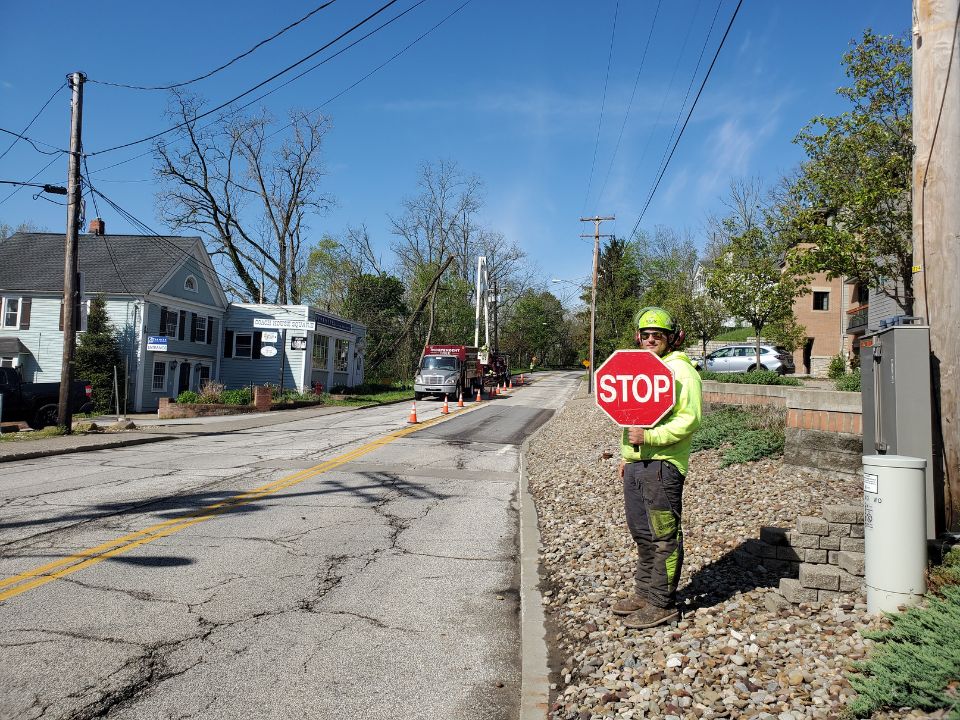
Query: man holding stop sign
599 306 702 630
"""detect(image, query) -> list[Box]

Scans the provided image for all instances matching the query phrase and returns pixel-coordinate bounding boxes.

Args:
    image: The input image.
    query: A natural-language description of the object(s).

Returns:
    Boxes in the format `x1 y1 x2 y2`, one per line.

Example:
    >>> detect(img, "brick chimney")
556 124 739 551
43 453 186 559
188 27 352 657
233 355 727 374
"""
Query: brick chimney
88 218 105 236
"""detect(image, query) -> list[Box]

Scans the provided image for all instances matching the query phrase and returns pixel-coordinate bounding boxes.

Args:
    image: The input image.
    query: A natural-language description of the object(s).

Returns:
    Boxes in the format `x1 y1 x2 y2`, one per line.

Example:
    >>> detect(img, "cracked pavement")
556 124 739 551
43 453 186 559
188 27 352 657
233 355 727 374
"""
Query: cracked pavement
0 372 580 719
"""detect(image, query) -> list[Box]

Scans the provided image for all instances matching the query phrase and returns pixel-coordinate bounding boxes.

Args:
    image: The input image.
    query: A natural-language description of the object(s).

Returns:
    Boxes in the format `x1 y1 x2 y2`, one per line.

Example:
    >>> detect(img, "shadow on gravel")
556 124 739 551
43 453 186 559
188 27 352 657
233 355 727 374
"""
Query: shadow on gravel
678 540 797 610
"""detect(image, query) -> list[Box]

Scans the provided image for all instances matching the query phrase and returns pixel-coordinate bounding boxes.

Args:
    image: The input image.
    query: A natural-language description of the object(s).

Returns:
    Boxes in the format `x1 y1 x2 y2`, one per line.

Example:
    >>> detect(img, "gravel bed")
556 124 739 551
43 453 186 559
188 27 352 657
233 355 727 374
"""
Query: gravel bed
527 392 937 720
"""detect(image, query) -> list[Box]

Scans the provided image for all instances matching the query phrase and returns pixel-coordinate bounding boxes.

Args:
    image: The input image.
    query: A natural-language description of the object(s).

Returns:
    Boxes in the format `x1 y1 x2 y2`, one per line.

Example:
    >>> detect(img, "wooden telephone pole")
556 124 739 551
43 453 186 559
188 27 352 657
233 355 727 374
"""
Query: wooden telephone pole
579 215 614 395
912 0 960 532
58 71 86 432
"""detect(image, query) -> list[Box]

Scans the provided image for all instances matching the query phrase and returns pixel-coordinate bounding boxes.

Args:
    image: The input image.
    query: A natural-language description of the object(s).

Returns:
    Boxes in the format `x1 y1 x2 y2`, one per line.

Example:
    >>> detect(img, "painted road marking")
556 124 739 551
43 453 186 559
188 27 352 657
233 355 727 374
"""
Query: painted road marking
0 406 474 603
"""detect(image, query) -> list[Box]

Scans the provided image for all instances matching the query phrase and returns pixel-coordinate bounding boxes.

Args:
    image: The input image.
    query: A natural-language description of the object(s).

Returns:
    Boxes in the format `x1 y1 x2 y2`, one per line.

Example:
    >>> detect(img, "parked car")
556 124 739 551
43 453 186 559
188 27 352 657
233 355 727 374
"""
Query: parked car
0 366 94 429
695 344 795 375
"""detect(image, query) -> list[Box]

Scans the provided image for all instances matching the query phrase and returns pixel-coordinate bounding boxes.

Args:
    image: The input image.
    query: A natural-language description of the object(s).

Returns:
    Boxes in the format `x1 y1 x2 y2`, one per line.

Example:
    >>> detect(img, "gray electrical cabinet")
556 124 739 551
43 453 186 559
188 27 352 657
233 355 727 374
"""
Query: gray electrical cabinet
861 322 937 539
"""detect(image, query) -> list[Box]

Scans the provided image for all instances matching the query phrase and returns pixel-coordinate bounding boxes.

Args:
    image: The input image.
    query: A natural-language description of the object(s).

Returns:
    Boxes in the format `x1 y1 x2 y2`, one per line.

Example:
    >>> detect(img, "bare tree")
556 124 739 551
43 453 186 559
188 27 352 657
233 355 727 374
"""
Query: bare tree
155 92 332 303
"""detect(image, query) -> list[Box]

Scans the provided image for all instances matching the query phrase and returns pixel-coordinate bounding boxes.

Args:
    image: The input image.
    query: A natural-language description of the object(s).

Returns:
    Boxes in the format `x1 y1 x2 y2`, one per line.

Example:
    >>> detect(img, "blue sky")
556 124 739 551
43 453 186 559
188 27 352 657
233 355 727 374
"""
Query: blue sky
0 1 907 293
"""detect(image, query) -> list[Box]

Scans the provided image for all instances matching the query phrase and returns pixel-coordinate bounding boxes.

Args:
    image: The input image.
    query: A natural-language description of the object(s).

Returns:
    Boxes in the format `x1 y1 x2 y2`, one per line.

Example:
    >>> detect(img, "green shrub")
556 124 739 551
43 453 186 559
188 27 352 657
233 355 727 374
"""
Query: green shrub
700 370 802 386
930 546 960 594
835 369 862 392
176 390 200 404
846 585 960 718
198 381 225 404
220 388 252 405
692 406 786 466
827 354 847 379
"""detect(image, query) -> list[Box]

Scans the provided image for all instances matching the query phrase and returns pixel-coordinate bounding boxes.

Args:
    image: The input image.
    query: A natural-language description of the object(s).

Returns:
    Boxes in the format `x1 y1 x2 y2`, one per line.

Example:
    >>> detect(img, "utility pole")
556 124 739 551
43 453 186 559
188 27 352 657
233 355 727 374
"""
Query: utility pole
58 72 86 433
492 280 499 353
579 215 615 395
912 0 960 533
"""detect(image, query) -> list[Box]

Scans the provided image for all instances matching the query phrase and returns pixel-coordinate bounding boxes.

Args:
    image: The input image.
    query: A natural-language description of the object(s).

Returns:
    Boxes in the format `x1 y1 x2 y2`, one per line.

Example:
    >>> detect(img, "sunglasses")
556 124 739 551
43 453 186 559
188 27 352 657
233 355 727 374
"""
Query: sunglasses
638 331 667 342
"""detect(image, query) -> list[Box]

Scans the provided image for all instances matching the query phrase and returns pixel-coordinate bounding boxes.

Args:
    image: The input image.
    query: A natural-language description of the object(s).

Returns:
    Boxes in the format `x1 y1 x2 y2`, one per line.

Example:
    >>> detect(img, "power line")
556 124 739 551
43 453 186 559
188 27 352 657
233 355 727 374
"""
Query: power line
89 1 339 91
0 154 63 207
581 1 620 214
0 126 67 157
629 0 743 239
88 0 465 178
0 82 66 161
86 0 403 158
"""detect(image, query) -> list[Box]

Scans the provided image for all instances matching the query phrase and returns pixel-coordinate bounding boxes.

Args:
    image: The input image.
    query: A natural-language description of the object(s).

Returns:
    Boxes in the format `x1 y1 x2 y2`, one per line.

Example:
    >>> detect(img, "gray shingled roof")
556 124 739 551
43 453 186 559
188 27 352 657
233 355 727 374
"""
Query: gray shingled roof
0 232 205 294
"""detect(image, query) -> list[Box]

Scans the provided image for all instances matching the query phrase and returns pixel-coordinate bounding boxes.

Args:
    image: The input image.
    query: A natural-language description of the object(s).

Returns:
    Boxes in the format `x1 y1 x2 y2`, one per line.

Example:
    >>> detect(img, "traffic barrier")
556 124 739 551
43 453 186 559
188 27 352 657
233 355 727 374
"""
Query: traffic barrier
457 391 464 408
407 401 419 424
441 395 449 415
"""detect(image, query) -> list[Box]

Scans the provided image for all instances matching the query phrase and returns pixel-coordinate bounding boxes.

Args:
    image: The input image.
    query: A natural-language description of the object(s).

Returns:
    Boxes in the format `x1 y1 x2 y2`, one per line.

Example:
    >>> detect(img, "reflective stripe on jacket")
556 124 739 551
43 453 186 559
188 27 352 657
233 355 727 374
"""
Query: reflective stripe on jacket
620 350 702 475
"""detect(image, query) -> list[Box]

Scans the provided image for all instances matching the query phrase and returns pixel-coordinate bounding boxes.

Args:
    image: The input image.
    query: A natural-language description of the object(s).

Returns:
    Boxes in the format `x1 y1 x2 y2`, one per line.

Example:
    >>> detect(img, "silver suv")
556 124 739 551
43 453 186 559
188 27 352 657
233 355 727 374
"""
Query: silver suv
697 343 795 375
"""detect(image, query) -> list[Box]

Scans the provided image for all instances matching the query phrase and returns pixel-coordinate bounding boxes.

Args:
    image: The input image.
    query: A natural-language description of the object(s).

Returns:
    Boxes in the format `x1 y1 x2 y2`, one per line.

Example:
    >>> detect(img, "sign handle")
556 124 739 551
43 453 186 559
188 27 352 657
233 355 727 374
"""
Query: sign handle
279 328 286 394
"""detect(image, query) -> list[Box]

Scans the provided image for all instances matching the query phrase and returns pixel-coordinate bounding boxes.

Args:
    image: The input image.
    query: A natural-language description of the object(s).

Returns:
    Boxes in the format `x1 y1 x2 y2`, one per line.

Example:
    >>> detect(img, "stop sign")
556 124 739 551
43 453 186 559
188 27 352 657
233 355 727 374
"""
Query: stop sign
594 349 676 427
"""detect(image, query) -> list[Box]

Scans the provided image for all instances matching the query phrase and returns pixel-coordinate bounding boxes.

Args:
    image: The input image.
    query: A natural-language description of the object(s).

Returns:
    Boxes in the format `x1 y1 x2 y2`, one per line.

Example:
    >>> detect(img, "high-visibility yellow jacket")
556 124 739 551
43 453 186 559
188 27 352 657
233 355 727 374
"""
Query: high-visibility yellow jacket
620 350 702 475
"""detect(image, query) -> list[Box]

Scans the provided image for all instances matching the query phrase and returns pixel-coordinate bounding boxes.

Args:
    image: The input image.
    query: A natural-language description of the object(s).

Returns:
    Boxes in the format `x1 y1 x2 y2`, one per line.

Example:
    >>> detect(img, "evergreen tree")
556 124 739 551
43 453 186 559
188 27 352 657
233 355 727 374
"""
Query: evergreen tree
75 295 123 413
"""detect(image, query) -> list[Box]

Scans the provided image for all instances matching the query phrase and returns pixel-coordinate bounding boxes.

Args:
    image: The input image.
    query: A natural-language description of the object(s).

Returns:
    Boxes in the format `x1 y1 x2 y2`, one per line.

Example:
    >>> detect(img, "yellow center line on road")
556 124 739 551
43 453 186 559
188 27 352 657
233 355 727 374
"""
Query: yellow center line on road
0 405 472 603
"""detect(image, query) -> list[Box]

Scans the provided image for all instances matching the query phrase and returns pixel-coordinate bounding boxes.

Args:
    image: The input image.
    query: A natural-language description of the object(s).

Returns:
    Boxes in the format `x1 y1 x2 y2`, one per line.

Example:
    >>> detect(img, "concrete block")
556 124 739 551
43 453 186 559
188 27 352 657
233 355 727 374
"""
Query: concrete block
850 523 864 539
839 569 863 592
837 551 865 577
760 526 791 546
818 535 841 551
840 537 865 553
818 589 842 603
824 504 863 523
828 550 840 565
776 546 804 562
828 522 852 538
780 578 818 604
805 548 828 563
743 539 777 559
799 563 841 590
792 533 822 549
797 516 829 536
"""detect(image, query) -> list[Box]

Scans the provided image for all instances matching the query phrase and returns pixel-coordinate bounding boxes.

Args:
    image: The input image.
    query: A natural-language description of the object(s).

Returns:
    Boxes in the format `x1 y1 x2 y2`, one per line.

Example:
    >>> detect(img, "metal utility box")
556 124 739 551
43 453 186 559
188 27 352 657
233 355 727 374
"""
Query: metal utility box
861 323 937 539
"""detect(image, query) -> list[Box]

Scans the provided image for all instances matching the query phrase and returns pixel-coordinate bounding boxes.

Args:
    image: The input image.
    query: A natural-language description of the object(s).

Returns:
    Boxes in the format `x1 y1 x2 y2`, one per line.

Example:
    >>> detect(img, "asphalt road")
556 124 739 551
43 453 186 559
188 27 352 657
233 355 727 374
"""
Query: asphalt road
0 371 580 720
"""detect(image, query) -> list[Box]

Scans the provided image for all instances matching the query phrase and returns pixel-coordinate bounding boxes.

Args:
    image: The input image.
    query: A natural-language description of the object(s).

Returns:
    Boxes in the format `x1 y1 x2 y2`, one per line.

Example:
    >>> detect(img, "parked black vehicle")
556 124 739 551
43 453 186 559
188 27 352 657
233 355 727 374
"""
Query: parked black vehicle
0 366 94 429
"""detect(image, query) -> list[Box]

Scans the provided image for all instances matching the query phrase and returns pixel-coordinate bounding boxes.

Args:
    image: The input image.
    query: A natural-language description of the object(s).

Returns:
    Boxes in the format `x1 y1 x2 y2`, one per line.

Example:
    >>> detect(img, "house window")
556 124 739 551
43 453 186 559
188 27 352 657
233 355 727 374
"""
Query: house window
2 297 20 328
334 338 349 372
184 276 197 292
313 334 330 369
0 356 14 368
234 333 253 358
198 365 210 386
813 291 830 311
163 308 178 337
195 315 207 343
152 361 167 392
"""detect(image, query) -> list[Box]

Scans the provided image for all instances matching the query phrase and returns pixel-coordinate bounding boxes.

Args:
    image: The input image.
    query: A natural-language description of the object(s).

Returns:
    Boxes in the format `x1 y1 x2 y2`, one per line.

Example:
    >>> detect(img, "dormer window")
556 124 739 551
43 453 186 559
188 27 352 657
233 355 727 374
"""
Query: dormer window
184 275 198 293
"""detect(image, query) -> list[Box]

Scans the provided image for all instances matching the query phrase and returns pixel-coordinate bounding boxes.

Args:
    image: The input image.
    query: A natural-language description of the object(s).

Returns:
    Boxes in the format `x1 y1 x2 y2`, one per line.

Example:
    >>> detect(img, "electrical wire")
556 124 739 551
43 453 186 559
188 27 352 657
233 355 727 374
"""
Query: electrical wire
86 0 403 158
0 82 67 161
0 127 67 157
629 0 743 239
0 154 63 207
89 1 339 91
581 1 620 215
595 0 662 209
87 0 466 178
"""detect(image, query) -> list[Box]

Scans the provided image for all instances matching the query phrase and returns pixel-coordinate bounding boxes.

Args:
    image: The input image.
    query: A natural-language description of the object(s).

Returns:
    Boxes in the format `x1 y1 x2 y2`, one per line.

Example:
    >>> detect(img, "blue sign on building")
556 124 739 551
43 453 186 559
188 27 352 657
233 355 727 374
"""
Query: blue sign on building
147 336 168 352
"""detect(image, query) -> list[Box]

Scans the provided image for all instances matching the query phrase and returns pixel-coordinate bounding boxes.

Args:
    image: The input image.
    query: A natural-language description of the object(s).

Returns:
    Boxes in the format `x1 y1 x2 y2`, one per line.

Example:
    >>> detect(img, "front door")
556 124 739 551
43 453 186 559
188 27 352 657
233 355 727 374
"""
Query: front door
177 362 191 395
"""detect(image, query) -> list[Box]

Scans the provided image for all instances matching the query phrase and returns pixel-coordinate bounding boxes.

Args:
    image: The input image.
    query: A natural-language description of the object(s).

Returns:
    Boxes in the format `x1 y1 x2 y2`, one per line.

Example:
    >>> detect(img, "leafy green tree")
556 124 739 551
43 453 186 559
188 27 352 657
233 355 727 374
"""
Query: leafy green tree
590 237 642 362
762 314 808 353
341 274 408 382
501 290 566 368
75 295 123 413
679 292 728 356
785 30 913 313
706 227 807 368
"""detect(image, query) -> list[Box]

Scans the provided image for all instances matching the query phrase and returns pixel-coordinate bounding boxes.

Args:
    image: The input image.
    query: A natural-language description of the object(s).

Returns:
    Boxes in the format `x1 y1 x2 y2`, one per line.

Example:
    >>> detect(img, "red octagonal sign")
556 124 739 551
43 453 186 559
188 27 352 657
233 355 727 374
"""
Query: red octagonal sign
595 349 676 427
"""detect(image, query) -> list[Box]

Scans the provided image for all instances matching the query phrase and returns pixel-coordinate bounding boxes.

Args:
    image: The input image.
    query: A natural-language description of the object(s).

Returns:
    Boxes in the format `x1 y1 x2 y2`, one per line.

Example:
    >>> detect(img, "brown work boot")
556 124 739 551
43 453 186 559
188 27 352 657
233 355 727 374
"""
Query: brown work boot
611 594 648 616
621 605 679 630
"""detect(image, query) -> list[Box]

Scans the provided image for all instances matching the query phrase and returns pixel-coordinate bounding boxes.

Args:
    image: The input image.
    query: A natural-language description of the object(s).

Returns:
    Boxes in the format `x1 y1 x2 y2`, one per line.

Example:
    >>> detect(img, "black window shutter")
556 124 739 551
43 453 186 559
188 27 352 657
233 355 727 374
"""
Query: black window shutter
223 330 234 358
159 306 167 334
190 313 197 342
207 317 215 345
252 331 262 359
178 310 186 340
20 298 31 329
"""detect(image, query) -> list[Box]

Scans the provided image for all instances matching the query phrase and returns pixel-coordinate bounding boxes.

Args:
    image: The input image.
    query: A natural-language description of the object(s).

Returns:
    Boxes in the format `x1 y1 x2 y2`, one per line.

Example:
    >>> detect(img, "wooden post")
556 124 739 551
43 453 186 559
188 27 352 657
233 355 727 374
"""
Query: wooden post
912 0 960 532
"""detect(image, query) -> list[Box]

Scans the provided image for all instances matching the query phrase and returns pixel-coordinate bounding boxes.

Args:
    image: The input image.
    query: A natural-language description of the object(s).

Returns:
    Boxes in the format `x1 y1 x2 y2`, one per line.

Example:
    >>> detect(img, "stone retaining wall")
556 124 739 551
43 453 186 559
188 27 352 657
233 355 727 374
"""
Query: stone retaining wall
703 381 863 476
158 386 273 419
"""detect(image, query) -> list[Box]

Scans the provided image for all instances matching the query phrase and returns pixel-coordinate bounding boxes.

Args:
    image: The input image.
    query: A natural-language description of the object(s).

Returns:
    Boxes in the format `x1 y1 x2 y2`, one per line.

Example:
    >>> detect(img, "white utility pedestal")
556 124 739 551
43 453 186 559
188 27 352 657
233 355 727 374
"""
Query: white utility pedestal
863 454 927 613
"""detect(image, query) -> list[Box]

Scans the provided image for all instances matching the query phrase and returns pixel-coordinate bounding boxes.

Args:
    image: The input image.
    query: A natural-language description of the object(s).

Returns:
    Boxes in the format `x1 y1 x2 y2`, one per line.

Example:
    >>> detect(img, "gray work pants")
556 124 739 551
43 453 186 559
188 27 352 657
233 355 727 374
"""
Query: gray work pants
623 459 685 609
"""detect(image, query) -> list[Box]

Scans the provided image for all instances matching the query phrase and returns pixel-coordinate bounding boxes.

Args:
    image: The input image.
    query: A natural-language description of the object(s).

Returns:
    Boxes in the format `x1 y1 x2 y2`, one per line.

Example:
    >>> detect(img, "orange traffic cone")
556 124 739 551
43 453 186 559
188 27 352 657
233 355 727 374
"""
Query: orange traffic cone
457 391 464 408
407 401 419 424
441 395 449 415
509 378 513 389
520 373 525 385
476 387 482 402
